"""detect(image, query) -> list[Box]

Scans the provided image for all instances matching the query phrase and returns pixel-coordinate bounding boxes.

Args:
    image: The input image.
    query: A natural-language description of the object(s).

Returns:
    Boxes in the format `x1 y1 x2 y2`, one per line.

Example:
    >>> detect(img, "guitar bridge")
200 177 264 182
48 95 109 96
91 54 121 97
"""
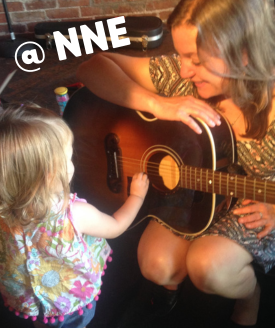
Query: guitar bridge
105 133 122 193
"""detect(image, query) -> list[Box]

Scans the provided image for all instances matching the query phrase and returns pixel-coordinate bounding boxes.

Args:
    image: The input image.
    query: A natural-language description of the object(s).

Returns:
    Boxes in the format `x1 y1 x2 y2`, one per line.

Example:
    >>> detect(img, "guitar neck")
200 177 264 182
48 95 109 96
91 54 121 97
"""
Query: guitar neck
180 166 275 204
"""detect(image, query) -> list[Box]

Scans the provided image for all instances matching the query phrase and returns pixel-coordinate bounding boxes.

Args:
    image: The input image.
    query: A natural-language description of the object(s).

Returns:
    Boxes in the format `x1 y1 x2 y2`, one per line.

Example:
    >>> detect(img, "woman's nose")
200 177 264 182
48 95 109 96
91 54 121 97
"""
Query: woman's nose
180 61 196 79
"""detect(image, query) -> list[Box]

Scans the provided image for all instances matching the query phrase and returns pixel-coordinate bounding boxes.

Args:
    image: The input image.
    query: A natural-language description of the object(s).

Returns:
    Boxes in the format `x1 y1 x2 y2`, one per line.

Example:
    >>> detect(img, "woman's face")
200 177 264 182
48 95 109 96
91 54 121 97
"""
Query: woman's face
172 24 229 99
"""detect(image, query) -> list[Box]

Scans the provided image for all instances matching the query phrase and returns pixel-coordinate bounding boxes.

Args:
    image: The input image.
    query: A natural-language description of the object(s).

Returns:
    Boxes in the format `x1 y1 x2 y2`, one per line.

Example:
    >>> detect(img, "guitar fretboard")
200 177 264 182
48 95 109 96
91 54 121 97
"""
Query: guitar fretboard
180 166 275 204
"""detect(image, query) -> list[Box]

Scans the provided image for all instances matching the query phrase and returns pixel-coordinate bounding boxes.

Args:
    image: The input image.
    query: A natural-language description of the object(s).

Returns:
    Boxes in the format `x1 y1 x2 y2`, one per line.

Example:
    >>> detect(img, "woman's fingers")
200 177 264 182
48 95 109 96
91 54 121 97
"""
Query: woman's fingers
234 201 275 239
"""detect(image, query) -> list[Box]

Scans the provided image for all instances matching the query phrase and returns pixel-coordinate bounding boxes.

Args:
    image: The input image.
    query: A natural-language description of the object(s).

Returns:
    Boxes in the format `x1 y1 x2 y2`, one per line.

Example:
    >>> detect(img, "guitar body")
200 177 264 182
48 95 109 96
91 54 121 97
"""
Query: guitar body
63 87 236 235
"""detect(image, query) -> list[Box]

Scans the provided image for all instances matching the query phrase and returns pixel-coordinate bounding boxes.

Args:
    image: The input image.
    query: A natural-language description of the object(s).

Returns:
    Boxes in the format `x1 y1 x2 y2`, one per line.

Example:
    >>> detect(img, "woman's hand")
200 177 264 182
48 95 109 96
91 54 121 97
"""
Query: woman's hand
151 95 221 134
233 199 275 239
130 172 149 201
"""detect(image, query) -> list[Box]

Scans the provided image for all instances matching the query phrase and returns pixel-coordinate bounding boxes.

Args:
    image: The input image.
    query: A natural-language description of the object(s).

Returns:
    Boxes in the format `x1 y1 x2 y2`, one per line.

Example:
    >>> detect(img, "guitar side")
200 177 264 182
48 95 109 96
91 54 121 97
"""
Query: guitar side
63 87 235 235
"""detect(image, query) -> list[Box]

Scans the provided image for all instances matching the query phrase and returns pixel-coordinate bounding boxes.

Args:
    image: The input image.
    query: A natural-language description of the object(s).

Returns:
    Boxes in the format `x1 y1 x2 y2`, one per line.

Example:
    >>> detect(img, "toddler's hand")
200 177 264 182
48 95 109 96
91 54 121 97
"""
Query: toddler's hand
130 172 149 201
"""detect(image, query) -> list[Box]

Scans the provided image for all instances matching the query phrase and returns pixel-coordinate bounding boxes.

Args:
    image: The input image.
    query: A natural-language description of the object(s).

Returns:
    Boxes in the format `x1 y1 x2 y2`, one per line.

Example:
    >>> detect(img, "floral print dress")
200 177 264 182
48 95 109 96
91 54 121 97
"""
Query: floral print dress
149 55 275 273
0 194 112 322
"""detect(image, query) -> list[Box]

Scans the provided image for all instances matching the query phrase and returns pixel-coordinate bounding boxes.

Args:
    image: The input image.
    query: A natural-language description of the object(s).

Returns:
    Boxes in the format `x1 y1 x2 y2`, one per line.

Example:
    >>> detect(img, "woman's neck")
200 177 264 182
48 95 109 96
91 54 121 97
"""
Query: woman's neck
217 98 249 141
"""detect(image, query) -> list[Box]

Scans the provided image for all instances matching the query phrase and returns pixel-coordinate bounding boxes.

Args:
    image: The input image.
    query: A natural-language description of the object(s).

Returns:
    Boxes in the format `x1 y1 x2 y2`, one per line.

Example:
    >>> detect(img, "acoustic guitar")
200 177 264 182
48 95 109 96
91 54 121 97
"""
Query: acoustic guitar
63 87 275 236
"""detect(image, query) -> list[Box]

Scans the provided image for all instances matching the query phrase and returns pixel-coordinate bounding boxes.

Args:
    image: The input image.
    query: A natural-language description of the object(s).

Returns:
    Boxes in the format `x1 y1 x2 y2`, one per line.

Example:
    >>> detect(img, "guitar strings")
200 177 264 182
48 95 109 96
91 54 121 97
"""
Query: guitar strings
116 155 274 188
73 139 275 196
115 156 275 197
117 157 274 190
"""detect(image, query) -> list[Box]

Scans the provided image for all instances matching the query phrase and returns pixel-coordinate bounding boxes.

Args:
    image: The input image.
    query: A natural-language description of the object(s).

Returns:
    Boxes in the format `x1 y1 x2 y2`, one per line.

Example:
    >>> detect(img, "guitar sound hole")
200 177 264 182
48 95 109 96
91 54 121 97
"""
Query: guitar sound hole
147 154 179 192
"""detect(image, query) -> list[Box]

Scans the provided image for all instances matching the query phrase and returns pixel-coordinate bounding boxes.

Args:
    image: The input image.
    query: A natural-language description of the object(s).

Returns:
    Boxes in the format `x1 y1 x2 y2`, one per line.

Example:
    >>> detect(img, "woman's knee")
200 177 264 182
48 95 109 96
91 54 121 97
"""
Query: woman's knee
138 248 175 284
186 246 218 292
138 242 189 285
137 221 189 285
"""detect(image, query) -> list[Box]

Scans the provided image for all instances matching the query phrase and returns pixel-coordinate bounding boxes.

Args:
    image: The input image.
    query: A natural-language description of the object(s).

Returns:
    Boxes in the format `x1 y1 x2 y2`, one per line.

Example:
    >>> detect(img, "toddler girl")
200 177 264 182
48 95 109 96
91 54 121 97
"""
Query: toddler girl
0 105 149 328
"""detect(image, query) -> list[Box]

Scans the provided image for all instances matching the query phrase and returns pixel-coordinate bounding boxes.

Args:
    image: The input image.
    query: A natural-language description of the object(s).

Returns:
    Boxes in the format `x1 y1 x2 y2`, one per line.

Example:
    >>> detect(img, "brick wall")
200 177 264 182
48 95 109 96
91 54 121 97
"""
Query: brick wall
0 0 179 37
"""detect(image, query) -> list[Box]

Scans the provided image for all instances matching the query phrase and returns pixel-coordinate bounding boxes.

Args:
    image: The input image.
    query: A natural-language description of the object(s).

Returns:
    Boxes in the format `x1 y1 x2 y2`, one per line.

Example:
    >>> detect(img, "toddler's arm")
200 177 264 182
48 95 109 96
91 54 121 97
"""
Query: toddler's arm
72 172 149 238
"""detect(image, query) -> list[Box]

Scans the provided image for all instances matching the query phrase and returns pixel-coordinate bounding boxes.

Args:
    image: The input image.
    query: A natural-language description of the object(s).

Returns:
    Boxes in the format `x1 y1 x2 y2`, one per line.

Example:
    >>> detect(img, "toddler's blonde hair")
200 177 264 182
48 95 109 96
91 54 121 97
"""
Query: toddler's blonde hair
0 104 73 227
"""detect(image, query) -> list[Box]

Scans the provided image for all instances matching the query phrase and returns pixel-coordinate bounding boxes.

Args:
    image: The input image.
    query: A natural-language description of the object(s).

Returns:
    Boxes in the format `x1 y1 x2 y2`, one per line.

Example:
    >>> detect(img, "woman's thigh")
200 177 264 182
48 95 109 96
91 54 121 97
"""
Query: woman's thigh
186 236 255 298
187 235 253 272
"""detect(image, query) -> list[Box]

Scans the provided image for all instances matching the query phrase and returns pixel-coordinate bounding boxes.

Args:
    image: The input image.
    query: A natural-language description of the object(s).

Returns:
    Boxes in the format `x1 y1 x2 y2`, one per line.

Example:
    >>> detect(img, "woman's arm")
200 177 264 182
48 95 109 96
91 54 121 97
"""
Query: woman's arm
76 53 158 112
72 172 149 239
76 53 221 134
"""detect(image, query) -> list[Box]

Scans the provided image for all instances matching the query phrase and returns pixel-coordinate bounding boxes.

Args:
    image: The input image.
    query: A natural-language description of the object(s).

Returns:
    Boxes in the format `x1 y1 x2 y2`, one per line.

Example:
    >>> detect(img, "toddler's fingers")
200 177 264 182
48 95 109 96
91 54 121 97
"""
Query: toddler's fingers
142 172 148 181
132 173 140 180
133 172 147 180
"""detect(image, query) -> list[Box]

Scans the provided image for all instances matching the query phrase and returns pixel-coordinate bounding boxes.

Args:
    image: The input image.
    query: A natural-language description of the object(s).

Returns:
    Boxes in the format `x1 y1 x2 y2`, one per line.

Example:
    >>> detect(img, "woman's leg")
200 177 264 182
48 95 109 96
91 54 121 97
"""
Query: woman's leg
186 236 259 325
138 220 191 289
137 220 191 315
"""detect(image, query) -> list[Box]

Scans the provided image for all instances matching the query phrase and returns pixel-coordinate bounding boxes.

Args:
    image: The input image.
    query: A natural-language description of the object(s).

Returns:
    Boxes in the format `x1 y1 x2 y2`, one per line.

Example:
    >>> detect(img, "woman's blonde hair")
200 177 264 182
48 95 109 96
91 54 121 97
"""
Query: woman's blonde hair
0 104 73 227
168 0 275 139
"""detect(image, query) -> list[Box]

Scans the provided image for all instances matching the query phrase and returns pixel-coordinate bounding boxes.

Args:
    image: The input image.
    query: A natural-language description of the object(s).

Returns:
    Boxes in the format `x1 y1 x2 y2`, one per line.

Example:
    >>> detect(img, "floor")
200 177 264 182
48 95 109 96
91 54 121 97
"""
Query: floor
1 28 275 328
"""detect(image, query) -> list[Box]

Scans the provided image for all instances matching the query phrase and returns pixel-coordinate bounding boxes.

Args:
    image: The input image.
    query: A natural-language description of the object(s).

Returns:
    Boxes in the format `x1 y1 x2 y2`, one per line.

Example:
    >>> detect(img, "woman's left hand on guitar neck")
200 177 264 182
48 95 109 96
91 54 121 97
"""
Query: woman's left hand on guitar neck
233 200 275 239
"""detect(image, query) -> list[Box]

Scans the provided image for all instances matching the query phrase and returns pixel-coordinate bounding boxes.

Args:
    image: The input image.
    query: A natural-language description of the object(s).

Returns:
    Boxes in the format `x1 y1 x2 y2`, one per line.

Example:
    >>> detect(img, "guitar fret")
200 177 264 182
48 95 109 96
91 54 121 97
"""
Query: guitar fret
230 176 234 196
179 164 274 204
219 172 222 195
185 166 187 189
190 166 192 190
195 168 197 191
212 170 214 193
206 170 209 192
264 180 267 203
227 174 229 196
244 176 246 199
200 169 202 191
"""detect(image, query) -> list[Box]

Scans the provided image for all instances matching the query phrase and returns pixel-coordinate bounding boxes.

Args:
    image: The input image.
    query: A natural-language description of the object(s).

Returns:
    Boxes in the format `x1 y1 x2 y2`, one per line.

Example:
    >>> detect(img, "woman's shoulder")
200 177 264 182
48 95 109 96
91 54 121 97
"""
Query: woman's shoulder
149 54 181 72
149 54 196 97
268 117 275 131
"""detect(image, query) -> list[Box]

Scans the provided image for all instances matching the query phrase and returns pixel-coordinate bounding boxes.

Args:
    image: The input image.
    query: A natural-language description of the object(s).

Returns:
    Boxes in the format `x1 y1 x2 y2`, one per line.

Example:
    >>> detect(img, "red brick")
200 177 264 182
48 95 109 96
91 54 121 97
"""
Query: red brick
0 0 177 38
58 0 90 7
46 8 80 19
115 4 145 14
146 0 178 11
0 2 24 12
0 13 6 23
11 11 46 23
81 6 113 17
25 0 57 11
94 0 121 3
